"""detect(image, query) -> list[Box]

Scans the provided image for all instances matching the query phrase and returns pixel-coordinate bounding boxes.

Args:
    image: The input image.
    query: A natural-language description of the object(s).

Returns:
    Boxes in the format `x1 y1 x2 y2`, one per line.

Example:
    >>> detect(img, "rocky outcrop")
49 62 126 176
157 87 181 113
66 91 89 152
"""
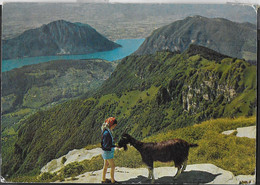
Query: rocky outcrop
62 163 254 184
41 148 102 173
2 20 121 60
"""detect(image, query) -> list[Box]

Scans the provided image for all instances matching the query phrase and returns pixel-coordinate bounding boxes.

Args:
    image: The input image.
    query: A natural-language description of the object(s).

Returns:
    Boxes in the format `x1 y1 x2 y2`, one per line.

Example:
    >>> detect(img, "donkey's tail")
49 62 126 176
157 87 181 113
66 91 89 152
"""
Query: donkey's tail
189 143 198 147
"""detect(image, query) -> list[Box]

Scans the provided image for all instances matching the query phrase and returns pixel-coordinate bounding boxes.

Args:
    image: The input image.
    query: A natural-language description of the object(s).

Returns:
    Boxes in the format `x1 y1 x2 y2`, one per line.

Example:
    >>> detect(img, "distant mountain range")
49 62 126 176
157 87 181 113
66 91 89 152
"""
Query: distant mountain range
2 20 121 60
2 4 256 41
135 16 257 61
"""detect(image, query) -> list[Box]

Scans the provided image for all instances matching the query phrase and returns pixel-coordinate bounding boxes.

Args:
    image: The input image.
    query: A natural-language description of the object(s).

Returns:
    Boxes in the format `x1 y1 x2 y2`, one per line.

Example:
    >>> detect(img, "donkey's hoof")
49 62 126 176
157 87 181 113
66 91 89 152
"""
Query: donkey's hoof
173 174 180 180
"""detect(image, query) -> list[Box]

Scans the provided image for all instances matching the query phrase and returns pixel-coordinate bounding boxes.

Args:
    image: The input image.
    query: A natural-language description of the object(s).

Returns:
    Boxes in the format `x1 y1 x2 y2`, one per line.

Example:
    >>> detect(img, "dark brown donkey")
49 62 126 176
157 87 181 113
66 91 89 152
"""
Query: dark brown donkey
118 133 198 183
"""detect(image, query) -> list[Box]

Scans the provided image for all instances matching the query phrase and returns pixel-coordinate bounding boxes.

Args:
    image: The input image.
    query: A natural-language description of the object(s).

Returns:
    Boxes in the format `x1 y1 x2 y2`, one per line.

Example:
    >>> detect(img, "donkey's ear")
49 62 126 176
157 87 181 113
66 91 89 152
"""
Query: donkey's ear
122 133 128 138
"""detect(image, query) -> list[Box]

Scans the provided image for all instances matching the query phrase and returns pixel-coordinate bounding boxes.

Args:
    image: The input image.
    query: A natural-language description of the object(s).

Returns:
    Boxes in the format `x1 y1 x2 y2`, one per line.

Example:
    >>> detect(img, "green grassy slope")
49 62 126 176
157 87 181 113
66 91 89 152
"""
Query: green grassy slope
9 116 256 182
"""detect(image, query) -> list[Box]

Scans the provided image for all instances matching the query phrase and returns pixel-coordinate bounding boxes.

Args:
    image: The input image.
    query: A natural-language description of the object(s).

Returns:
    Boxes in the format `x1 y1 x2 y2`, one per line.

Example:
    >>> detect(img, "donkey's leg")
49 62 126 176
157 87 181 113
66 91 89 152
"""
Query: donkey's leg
148 167 152 179
173 166 182 179
181 159 187 172
150 168 155 184
146 161 155 184
150 167 155 183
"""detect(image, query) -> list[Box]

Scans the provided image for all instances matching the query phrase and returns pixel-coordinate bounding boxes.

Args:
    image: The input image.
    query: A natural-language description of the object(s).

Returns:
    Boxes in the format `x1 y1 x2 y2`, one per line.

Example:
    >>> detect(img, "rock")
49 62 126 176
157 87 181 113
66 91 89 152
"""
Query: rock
236 126 256 139
41 148 102 173
222 126 256 139
235 175 255 184
222 130 236 135
1 176 7 183
62 163 239 184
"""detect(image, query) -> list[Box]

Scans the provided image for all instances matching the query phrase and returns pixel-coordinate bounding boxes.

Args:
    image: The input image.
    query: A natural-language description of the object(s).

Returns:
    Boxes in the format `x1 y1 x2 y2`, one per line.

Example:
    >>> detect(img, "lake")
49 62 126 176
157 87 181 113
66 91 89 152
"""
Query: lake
2 38 145 72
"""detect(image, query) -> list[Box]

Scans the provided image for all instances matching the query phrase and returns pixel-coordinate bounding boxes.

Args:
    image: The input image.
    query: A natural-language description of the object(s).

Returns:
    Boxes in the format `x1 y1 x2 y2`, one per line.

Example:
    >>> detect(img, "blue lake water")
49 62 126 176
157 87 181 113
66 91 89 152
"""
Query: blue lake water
2 38 145 72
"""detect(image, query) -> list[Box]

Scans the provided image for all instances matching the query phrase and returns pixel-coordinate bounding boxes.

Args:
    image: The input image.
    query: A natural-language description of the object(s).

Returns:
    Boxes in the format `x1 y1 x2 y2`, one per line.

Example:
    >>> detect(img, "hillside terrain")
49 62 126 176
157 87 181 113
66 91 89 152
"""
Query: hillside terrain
134 16 257 61
1 59 117 172
2 45 256 178
2 20 121 59
1 59 117 122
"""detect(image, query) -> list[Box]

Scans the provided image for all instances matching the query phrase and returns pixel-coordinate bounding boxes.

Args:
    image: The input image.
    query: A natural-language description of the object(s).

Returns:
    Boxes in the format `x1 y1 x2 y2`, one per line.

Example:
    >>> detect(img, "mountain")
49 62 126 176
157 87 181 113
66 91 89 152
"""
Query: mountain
134 16 257 61
2 20 121 60
3 45 256 178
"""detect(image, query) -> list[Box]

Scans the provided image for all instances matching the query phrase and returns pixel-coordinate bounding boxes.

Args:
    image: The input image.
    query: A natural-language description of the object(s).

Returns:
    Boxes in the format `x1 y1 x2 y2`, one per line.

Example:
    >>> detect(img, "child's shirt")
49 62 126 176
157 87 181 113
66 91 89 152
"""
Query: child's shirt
101 129 115 151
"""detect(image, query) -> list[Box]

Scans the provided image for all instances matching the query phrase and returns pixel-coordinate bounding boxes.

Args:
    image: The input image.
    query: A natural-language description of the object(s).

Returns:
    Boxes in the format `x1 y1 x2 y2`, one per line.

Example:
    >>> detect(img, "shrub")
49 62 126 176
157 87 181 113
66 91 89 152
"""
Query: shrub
61 157 67 164
61 162 85 178
38 172 54 181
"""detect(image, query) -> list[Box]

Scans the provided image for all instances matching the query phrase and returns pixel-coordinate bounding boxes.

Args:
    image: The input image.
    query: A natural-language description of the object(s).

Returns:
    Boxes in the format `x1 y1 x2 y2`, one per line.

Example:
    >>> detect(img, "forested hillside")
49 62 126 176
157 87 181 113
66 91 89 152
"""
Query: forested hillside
2 59 117 129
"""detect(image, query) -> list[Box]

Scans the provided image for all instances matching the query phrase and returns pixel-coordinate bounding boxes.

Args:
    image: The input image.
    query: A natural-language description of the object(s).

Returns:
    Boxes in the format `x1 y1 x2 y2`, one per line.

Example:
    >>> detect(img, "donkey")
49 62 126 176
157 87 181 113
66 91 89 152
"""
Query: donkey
118 133 198 183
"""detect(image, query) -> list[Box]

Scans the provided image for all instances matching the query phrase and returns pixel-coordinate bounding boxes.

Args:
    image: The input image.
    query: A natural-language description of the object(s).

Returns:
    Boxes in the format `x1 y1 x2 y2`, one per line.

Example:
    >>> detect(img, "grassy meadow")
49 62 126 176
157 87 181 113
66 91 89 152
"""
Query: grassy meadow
9 116 256 182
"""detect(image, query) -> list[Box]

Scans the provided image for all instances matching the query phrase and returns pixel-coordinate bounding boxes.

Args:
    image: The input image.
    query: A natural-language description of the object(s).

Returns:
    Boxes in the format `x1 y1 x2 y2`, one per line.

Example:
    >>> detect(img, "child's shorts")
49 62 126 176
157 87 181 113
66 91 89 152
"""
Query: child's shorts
102 148 115 160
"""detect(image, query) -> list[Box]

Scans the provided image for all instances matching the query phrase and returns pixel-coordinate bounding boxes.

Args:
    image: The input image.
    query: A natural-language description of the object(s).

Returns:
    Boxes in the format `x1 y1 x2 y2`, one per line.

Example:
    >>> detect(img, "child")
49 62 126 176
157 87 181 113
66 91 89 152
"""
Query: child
101 117 119 183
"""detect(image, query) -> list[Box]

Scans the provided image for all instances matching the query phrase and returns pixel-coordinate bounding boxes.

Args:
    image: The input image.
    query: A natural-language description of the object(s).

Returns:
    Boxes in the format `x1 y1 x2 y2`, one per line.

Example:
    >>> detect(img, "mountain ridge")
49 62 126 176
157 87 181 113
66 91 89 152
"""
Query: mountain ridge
134 16 256 61
186 44 231 62
2 20 121 60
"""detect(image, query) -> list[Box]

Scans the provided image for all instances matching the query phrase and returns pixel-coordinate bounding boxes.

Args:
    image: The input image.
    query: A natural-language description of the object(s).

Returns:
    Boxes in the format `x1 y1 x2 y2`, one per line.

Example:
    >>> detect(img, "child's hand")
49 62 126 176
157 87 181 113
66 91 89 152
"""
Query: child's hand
114 145 123 151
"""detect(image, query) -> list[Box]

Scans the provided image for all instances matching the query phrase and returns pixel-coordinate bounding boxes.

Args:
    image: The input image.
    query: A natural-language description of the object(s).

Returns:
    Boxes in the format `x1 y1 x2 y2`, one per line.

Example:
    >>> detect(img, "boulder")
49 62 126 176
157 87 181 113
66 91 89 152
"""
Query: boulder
41 148 102 173
222 126 256 139
236 126 256 139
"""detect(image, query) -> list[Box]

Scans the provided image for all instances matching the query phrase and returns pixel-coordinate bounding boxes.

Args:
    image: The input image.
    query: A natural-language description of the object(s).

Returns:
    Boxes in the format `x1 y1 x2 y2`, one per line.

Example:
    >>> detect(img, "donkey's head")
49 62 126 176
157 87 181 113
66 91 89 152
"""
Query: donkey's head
118 133 132 151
